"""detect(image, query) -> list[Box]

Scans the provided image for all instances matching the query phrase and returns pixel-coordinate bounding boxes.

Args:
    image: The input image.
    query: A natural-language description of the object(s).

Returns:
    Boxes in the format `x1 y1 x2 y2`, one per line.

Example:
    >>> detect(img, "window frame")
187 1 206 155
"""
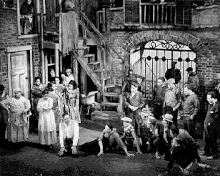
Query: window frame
17 0 40 38
110 0 124 10
2 0 16 10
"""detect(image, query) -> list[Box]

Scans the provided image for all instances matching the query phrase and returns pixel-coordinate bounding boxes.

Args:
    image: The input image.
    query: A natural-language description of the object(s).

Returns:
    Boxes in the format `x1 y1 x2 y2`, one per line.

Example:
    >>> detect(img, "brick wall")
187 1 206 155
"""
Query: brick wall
107 29 220 121
0 7 41 93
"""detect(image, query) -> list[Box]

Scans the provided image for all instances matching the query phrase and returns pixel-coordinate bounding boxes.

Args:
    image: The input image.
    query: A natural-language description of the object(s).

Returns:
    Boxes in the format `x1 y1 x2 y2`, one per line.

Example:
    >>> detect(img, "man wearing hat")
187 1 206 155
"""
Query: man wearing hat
121 117 142 154
163 78 181 126
165 61 181 84
58 114 79 156
149 114 173 159
186 67 200 93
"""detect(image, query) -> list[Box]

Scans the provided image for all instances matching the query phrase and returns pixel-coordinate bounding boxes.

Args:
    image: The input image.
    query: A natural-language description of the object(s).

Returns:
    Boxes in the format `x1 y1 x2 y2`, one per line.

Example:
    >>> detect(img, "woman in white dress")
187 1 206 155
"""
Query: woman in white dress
37 89 57 148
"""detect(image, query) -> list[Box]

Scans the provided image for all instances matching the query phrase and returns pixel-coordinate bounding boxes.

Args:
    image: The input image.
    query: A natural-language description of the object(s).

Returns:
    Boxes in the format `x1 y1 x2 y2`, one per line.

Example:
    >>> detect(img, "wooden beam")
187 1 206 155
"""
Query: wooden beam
77 57 101 90
43 42 59 50
7 45 32 52
55 49 59 76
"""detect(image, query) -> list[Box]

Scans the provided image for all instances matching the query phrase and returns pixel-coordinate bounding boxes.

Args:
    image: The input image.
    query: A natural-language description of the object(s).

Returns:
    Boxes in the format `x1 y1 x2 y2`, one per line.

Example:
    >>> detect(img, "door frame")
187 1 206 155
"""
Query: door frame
6 45 33 97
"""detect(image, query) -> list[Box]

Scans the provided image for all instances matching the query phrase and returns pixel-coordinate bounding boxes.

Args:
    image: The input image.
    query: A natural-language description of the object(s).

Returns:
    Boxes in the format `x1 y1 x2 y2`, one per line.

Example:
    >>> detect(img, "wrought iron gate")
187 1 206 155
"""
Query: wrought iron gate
130 40 196 97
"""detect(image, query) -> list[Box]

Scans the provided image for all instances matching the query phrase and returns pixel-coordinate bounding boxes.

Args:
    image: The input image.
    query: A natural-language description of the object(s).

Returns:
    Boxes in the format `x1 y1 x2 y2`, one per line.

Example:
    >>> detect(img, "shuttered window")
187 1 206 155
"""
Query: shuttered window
124 0 140 25
175 0 192 26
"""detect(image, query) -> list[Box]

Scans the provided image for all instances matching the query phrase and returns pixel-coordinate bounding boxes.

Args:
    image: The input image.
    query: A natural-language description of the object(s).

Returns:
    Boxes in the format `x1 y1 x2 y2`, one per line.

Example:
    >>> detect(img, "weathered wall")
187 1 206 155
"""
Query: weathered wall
107 30 220 121
0 6 41 93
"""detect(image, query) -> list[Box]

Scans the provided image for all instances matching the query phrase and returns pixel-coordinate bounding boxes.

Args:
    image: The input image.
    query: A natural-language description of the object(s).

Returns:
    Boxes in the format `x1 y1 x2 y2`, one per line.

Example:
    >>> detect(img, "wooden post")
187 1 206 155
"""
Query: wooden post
55 49 59 76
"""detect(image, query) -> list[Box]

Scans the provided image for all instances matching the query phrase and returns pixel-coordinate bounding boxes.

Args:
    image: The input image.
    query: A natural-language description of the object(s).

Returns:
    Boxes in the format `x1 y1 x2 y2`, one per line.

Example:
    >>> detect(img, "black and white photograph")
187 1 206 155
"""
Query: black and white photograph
0 0 220 175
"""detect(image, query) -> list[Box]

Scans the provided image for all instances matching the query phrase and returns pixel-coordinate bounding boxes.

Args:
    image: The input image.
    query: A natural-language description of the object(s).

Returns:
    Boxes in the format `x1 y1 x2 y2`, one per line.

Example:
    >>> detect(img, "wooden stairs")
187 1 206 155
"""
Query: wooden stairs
76 10 123 112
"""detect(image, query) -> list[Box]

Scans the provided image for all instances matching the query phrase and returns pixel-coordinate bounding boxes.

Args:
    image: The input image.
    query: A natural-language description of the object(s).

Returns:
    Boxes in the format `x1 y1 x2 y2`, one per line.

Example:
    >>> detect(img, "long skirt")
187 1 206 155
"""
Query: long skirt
38 131 57 145
6 112 28 143
38 110 57 145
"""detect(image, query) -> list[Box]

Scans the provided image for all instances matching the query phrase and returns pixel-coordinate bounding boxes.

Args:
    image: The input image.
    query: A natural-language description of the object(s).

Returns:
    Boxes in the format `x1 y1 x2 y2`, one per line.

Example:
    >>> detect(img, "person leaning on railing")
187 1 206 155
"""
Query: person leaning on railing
20 0 34 35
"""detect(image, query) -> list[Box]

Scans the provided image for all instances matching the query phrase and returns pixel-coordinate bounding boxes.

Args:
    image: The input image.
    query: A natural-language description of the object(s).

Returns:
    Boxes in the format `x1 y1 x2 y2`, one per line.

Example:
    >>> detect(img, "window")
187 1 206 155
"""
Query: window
2 0 16 9
17 0 39 37
110 0 123 9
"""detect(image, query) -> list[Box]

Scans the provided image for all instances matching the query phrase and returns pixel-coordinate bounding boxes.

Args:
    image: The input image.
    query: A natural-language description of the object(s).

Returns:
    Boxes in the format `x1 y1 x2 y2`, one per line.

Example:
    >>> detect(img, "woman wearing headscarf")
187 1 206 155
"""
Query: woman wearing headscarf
37 89 57 148
0 88 30 145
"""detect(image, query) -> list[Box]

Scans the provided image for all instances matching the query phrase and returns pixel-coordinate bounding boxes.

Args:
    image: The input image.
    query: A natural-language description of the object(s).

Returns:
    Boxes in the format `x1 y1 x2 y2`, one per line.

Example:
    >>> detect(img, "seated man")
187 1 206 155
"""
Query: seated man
58 114 79 156
98 123 134 157
121 117 142 154
159 126 201 176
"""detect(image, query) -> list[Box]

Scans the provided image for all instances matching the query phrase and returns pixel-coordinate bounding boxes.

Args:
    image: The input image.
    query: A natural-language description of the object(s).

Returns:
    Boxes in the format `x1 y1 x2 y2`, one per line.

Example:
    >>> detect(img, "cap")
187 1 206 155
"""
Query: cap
186 67 193 72
172 61 177 65
166 78 175 84
121 117 132 123
162 114 173 123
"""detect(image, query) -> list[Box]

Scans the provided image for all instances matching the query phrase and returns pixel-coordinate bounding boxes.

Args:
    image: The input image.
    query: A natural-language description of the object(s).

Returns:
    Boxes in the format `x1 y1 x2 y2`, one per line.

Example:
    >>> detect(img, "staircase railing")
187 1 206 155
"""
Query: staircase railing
76 9 124 62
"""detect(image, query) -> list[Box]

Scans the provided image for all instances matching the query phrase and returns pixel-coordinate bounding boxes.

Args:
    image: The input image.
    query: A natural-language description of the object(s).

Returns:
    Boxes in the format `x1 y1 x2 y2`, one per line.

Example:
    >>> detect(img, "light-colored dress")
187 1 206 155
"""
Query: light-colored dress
66 88 81 123
2 96 30 143
48 91 62 130
37 97 57 145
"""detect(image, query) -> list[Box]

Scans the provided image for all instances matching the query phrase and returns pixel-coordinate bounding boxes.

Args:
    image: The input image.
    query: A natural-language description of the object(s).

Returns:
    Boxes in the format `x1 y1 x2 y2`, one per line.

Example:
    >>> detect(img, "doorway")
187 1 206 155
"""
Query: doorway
7 46 33 99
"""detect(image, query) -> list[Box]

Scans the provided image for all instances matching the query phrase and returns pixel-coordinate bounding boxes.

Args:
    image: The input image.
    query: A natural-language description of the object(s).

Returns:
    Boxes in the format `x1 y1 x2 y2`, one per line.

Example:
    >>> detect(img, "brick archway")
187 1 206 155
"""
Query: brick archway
123 30 203 54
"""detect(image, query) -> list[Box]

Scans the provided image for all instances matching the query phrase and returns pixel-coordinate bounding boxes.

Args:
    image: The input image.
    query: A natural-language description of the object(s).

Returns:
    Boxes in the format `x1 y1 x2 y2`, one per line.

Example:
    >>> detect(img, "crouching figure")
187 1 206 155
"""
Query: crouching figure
98 123 134 157
58 114 79 156
121 117 142 154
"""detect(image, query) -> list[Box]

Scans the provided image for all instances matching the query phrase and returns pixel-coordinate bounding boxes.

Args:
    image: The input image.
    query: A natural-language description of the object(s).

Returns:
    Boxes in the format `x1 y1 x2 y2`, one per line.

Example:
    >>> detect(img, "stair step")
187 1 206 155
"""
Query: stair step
104 92 119 97
88 61 100 65
88 61 100 70
83 54 95 62
105 84 116 89
84 54 95 58
76 46 90 50
101 102 119 107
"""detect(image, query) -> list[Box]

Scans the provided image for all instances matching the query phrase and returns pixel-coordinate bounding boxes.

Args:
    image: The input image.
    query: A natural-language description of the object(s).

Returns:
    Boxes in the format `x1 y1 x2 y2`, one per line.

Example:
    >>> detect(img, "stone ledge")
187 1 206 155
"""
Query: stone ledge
196 5 219 10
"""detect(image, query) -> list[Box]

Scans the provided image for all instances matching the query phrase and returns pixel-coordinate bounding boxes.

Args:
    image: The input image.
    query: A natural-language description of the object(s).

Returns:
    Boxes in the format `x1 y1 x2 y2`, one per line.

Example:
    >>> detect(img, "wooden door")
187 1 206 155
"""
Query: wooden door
9 51 30 99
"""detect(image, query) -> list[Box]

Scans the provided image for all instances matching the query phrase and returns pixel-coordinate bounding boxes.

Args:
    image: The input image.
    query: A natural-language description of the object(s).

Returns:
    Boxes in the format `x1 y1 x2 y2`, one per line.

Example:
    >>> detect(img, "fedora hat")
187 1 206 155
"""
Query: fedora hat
162 114 173 123
121 117 132 123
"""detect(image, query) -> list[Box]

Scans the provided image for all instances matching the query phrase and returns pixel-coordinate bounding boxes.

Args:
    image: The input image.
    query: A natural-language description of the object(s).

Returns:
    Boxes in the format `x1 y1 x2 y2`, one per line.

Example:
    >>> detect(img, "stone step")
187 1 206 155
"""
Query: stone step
103 92 119 98
101 102 119 107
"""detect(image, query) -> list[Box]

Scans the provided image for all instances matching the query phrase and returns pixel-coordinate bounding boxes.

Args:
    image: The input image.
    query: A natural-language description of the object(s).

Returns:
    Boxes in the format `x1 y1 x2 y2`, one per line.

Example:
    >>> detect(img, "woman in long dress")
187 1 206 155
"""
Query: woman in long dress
37 89 57 148
64 80 80 154
47 82 62 132
0 88 30 145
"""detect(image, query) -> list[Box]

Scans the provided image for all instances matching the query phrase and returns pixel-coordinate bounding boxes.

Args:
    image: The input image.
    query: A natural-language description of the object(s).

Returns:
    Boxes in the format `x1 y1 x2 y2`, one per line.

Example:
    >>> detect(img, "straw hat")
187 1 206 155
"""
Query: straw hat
121 117 132 123
162 114 173 123
62 114 71 121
